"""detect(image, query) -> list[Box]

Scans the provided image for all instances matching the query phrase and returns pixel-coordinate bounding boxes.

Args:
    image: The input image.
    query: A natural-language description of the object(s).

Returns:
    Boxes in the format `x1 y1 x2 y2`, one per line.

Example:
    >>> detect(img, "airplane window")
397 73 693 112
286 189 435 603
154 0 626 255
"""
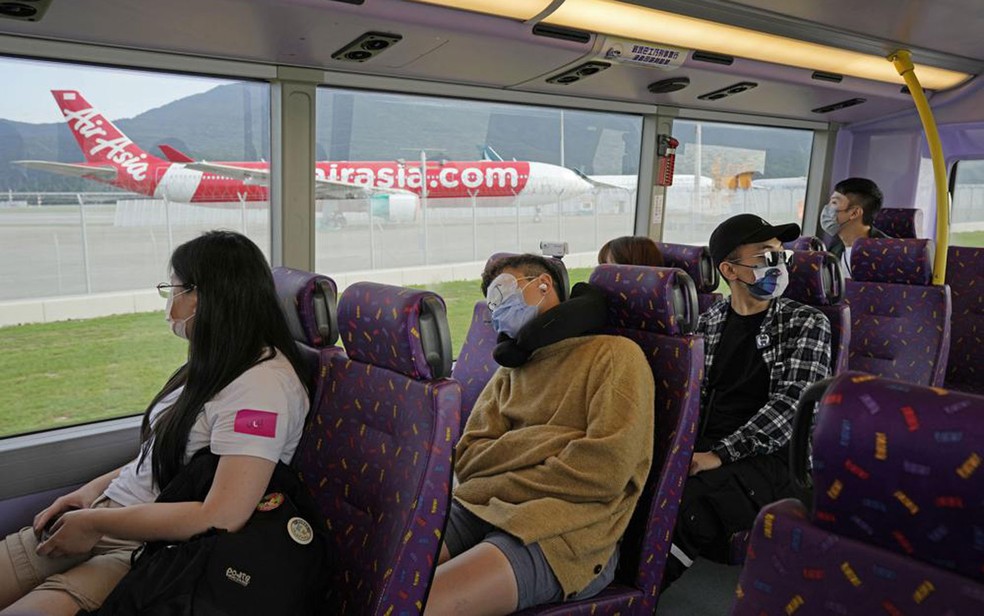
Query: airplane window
662 120 813 245
313 87 642 344
0 55 270 437
951 160 984 248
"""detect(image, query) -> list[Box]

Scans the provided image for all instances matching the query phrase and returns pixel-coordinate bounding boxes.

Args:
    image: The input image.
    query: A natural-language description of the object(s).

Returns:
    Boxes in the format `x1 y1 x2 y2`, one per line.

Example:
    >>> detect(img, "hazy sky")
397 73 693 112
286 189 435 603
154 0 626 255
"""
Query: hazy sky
0 56 231 124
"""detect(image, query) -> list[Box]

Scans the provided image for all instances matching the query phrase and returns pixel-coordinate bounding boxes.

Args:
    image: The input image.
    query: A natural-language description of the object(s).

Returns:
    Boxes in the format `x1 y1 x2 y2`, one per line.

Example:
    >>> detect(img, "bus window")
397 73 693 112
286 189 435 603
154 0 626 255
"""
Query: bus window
0 56 270 437
313 88 642 343
662 120 813 245
951 160 984 247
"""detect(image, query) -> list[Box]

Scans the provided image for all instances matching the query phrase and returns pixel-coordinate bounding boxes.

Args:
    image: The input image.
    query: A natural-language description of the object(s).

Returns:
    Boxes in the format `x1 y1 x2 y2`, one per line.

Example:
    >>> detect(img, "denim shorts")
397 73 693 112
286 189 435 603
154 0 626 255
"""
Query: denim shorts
443 501 618 610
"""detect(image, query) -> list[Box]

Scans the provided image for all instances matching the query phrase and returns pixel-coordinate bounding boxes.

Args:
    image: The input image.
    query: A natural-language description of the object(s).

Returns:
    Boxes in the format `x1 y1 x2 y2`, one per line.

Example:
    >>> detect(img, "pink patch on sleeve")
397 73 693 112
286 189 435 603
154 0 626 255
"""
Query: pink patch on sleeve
233 409 278 438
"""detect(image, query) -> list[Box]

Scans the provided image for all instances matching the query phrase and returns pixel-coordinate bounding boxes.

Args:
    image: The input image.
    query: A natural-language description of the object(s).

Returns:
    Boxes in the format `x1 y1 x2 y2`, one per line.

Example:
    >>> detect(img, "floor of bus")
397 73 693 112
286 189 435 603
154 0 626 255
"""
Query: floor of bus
655 558 741 615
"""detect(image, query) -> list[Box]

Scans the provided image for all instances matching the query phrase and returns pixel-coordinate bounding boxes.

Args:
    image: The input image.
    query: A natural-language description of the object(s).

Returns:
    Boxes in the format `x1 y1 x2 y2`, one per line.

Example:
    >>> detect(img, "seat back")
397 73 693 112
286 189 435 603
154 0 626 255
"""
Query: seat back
845 238 951 386
582 265 704 612
875 207 923 238
655 241 723 313
450 252 570 431
732 375 984 616
784 251 850 374
807 374 984 580
783 235 825 251
293 282 461 615
945 245 984 394
272 266 340 402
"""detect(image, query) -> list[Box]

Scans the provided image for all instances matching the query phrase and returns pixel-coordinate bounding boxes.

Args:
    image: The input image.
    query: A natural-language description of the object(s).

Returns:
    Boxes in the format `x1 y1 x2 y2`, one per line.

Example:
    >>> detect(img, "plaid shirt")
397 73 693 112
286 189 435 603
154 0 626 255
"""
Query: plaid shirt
697 297 831 464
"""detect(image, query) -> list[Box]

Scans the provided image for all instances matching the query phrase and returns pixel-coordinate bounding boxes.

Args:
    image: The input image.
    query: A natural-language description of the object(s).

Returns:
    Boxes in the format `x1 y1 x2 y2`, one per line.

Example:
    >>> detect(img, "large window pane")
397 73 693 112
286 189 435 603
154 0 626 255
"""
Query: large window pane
663 120 813 245
314 89 641 273
952 160 984 247
0 56 270 437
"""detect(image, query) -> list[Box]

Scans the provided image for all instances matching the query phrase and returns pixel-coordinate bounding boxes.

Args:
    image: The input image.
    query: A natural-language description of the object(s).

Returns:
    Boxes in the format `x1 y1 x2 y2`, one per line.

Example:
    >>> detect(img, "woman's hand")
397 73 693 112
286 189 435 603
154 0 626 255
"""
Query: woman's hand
33 486 99 539
35 509 101 558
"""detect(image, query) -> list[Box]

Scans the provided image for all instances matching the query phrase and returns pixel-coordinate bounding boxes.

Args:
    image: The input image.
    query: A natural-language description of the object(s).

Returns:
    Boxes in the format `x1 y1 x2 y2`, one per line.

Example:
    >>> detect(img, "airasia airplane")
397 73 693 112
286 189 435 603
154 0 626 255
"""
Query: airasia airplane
15 90 615 222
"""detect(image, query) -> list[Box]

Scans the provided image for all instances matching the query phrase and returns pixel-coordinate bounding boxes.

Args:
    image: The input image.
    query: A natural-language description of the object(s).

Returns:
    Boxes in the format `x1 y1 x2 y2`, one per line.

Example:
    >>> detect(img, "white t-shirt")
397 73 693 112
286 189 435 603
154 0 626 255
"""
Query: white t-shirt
104 351 309 507
842 245 853 279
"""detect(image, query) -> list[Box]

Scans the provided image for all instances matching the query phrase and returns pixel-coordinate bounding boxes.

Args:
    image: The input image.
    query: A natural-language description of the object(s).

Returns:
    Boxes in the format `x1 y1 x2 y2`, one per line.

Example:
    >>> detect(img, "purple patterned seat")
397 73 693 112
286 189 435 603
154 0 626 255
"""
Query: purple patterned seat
655 241 723 314
785 250 851 374
845 238 951 386
271 266 340 401
732 374 984 615
449 253 570 432
874 207 923 238
515 265 704 615
783 235 825 251
293 282 462 615
944 245 984 394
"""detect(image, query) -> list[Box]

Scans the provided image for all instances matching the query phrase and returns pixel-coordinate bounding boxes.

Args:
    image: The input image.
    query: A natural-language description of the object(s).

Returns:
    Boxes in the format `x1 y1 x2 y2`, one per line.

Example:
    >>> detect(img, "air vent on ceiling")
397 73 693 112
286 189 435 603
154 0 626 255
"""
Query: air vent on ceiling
532 23 591 44
648 77 691 94
546 61 611 85
692 51 734 66
328 0 365 4
331 32 402 62
0 0 52 21
697 81 758 101
812 71 843 83
812 98 867 113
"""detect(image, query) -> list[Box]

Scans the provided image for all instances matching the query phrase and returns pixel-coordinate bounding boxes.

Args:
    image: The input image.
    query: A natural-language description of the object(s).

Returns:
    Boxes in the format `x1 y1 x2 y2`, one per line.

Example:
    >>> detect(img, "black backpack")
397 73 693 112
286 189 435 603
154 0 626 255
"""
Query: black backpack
94 449 330 616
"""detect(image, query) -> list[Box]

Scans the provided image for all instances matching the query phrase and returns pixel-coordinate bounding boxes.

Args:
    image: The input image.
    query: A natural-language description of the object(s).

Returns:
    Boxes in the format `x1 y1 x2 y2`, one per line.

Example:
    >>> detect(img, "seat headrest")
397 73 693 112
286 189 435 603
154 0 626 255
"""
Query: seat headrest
272 267 339 348
783 236 825 252
874 207 923 239
589 265 699 335
338 282 453 380
654 242 719 294
850 238 934 285
486 252 570 302
785 250 844 306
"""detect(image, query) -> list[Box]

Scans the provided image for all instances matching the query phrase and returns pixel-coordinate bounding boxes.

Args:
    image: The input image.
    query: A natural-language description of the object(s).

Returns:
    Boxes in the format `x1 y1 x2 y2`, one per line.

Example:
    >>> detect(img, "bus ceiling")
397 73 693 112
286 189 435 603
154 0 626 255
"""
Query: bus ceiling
0 0 978 125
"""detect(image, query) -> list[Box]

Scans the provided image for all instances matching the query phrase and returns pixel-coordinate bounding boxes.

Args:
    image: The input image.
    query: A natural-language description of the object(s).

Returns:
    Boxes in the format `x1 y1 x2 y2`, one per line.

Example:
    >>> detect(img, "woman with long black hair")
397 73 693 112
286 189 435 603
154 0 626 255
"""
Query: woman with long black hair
0 230 310 615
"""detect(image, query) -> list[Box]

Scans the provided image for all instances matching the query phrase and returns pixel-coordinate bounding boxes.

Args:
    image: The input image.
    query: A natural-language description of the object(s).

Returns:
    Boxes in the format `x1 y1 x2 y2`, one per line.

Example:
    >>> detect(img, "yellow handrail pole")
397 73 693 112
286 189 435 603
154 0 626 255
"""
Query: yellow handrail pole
889 49 949 285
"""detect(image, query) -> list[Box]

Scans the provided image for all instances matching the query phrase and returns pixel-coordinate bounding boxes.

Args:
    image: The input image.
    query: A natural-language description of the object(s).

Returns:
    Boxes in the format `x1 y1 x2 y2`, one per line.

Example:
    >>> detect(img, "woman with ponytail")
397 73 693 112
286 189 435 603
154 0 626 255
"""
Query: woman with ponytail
0 231 309 615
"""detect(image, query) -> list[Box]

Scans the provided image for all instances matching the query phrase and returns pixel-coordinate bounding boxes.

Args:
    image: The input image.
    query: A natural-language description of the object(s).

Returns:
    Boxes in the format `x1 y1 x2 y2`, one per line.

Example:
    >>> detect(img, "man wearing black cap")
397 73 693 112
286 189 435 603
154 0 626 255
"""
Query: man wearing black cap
663 214 831 587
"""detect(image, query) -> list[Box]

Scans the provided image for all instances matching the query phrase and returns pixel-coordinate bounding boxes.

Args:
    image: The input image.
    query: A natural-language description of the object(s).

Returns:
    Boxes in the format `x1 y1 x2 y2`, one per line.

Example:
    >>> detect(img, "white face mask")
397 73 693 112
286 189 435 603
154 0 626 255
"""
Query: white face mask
164 287 196 340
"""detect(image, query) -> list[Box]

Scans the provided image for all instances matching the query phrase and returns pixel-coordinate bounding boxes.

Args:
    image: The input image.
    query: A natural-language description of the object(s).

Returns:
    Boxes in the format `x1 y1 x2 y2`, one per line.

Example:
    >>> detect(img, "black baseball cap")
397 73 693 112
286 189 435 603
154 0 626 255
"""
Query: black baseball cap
708 214 800 266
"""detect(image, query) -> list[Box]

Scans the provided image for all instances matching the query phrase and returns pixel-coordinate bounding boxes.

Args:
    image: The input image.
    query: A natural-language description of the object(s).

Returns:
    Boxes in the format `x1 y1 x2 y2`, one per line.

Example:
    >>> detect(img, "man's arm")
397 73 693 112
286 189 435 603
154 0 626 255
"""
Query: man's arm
455 374 512 483
711 309 831 464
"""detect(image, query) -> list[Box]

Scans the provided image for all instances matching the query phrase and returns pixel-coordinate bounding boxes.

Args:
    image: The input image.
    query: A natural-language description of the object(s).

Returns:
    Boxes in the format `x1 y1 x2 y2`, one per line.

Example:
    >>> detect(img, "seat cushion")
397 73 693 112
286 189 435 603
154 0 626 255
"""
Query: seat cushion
944 245 984 394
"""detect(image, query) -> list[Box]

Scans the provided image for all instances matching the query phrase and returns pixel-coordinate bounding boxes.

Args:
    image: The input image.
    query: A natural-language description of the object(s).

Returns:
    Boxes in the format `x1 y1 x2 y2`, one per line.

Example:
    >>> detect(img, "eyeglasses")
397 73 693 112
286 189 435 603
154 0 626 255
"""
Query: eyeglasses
486 275 535 311
156 283 196 299
730 250 794 268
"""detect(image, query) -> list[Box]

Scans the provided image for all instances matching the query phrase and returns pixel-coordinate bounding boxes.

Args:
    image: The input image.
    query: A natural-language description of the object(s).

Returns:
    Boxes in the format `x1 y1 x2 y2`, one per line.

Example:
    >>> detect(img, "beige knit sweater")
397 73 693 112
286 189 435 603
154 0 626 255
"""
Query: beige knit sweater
454 334 655 595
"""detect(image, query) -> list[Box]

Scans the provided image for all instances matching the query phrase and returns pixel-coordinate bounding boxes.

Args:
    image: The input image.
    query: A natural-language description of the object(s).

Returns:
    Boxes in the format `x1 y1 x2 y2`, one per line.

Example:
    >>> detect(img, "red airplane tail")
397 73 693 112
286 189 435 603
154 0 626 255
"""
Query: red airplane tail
51 90 165 191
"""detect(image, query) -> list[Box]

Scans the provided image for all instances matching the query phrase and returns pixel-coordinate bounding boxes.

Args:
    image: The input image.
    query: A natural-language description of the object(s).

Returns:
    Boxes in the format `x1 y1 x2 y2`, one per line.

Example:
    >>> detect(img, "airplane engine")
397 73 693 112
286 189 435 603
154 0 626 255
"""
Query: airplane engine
370 194 418 223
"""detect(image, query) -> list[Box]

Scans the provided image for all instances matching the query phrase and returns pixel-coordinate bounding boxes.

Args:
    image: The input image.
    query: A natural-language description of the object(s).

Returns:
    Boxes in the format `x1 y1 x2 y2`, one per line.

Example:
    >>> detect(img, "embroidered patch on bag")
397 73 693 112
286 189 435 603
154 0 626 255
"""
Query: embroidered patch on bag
233 409 278 438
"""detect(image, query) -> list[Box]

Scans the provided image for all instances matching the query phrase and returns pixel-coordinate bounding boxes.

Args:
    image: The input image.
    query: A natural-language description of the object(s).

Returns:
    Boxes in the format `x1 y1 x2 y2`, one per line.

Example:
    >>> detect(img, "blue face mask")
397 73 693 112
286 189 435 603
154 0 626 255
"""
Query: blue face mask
743 263 790 300
487 273 543 339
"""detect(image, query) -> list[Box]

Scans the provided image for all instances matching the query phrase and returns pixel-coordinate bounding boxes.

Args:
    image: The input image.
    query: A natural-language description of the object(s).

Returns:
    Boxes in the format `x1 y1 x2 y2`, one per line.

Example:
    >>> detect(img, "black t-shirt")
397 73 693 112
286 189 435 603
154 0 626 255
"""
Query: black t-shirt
700 306 771 448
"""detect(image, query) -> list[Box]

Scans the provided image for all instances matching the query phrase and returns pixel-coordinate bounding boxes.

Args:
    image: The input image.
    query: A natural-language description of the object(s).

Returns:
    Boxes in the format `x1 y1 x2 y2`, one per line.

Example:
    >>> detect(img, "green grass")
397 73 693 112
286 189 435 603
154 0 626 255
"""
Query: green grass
0 312 187 438
952 230 984 248
0 268 597 438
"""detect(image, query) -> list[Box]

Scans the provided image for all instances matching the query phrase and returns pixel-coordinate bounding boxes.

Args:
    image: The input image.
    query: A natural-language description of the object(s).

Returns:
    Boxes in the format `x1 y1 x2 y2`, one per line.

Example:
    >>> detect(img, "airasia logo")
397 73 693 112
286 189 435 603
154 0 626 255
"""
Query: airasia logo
315 163 521 191
62 107 149 182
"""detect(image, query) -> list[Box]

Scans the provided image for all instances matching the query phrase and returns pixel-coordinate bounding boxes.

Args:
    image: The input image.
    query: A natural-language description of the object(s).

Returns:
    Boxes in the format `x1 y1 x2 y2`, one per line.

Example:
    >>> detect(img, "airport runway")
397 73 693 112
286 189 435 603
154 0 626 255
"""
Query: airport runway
0 203 635 302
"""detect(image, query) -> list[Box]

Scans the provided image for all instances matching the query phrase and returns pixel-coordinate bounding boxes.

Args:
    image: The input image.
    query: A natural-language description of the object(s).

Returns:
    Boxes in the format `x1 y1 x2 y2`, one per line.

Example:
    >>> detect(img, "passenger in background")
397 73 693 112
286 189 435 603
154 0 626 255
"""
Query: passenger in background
426 254 654 616
663 214 831 587
820 177 888 277
597 235 664 267
0 231 310 616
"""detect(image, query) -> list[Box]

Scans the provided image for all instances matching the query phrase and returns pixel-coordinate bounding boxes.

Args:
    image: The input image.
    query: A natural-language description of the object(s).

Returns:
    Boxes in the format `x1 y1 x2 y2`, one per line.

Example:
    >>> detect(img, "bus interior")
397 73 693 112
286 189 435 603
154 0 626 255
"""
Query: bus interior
0 1 981 614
